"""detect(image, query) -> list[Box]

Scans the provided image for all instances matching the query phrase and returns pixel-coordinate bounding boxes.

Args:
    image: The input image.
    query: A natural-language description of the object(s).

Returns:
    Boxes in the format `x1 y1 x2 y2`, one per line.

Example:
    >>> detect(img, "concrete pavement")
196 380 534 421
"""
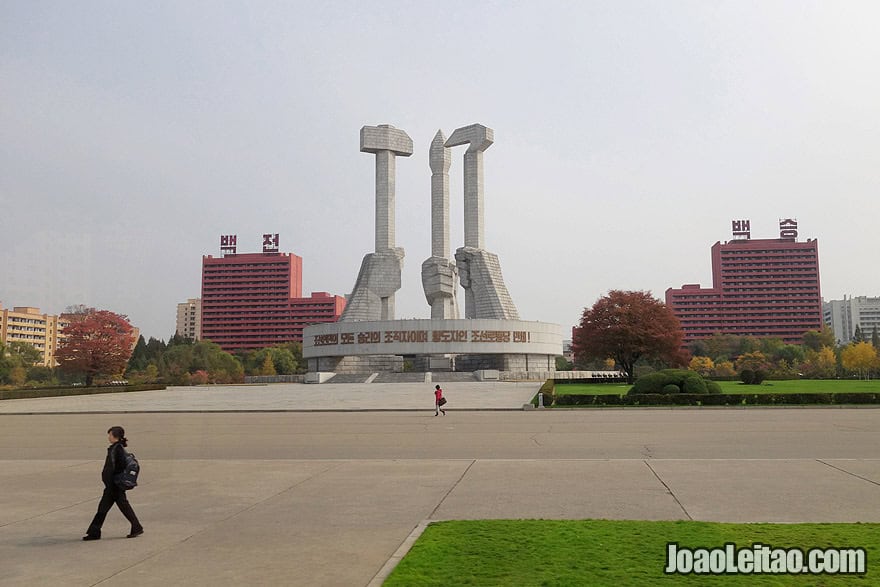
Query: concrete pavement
0 382 539 414
0 388 879 586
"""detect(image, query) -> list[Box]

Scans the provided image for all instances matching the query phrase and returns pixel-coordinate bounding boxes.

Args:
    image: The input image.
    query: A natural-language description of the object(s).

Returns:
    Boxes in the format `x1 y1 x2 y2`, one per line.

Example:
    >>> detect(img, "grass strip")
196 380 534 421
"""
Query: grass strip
384 519 879 586
555 380 880 395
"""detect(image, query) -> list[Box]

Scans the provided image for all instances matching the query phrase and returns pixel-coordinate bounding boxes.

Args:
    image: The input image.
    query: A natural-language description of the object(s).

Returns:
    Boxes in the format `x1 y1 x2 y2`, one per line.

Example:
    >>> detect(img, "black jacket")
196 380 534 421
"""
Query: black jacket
102 442 126 486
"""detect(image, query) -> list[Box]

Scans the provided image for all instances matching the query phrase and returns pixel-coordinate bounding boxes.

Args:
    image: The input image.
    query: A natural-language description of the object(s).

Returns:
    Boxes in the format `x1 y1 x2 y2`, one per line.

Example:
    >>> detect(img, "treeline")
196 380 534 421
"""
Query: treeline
685 327 879 382
125 335 305 385
1 335 306 388
0 340 57 386
568 326 880 383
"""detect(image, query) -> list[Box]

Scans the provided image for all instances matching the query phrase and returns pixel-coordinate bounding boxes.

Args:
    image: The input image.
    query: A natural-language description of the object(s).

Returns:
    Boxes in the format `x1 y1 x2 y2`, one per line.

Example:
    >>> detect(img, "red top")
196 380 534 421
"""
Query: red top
434 388 443 401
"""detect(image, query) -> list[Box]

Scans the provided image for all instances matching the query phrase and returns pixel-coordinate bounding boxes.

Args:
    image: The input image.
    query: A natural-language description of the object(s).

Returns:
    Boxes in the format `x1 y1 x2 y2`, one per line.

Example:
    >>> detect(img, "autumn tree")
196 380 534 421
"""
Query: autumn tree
841 342 878 380
259 353 277 376
802 346 837 379
688 356 714 377
735 351 771 384
56 309 136 386
572 290 686 384
712 360 736 378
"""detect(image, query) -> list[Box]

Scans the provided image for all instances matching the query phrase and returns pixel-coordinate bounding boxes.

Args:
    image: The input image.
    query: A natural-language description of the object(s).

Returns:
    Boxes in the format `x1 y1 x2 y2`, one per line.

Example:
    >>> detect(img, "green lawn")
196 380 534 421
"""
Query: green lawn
713 380 880 394
384 520 878 586
552 383 631 395
554 379 880 396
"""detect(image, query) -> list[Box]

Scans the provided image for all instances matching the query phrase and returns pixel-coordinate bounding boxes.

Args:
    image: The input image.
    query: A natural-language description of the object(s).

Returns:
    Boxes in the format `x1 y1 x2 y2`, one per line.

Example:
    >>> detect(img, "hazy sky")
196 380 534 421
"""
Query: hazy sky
2 1 879 340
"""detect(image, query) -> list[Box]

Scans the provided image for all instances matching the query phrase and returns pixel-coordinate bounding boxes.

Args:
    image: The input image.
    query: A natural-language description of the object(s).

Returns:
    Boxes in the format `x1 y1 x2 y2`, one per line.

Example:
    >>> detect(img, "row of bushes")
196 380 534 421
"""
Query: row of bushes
552 393 880 406
629 370 720 395
0 384 166 401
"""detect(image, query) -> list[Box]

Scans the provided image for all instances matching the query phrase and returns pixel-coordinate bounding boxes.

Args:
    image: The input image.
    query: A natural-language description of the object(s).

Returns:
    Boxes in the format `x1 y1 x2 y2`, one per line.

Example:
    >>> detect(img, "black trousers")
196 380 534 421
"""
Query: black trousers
86 485 142 537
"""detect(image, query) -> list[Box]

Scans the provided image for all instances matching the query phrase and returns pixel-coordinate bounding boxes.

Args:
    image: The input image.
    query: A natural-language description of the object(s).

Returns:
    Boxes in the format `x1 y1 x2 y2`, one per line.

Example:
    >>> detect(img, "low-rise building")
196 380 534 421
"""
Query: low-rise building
0 304 68 366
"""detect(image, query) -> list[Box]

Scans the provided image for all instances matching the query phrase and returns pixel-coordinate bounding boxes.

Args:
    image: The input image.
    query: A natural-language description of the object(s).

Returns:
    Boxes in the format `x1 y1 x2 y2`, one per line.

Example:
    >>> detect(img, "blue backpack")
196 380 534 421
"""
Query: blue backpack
113 449 140 490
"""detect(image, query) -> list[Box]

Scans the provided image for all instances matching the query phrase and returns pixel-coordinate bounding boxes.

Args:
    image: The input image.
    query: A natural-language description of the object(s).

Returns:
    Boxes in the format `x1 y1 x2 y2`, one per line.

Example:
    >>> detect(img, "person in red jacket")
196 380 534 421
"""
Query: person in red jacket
434 385 446 416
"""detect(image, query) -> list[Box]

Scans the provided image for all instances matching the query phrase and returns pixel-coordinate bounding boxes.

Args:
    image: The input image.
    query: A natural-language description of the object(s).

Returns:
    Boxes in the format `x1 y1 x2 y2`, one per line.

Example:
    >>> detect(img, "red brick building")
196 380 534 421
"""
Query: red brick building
666 237 822 345
201 252 345 352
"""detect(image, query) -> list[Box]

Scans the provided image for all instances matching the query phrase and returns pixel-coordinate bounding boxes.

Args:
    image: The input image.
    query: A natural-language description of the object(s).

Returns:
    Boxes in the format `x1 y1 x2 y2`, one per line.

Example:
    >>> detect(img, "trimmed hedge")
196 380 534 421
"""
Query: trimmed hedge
553 393 880 406
0 384 166 401
629 369 709 395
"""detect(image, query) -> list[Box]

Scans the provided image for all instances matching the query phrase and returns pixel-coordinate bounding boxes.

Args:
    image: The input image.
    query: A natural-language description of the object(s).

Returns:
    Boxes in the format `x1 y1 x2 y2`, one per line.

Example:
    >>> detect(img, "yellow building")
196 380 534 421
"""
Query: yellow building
0 304 68 366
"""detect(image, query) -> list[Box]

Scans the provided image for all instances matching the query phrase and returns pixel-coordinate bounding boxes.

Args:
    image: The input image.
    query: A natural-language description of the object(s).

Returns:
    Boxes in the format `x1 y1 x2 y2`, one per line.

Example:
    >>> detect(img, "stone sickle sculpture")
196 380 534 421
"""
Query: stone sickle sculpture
445 124 519 320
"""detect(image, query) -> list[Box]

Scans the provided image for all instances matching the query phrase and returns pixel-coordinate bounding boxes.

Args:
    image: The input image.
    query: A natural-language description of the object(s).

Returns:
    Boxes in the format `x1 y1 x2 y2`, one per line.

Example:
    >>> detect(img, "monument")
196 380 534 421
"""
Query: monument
338 125 412 322
304 123 562 377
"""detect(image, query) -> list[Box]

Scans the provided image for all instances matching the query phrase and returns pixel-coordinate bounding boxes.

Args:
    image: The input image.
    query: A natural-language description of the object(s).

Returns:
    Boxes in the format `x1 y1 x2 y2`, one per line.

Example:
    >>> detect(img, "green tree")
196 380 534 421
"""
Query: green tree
555 356 573 371
162 340 243 384
7 341 43 367
9 366 27 386
802 326 836 352
144 363 160 382
701 334 761 363
773 344 805 366
757 338 785 359
0 340 20 383
852 325 865 343
127 335 149 372
572 290 686 384
26 365 54 383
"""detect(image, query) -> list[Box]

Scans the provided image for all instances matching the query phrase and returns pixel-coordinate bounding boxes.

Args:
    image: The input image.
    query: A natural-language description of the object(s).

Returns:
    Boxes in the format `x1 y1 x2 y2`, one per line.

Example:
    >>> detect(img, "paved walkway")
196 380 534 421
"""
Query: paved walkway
0 382 539 413
1 391 879 586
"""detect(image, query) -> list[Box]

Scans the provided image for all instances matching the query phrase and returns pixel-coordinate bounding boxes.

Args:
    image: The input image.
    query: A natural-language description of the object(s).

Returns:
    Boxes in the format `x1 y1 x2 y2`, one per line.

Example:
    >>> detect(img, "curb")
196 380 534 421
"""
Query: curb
367 519 433 586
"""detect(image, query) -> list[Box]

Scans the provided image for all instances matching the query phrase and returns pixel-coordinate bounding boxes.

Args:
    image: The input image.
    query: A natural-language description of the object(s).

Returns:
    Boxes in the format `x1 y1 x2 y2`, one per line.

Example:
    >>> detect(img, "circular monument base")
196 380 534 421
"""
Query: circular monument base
303 319 562 374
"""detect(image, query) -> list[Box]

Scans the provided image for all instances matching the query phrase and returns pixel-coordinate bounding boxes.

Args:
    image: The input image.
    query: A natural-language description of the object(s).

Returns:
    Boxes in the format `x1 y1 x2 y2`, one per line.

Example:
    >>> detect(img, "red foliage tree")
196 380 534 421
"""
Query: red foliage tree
572 290 686 384
56 309 136 386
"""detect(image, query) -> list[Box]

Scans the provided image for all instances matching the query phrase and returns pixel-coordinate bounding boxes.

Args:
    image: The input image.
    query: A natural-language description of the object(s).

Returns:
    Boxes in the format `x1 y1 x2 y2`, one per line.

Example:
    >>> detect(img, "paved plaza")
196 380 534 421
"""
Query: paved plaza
1 383 879 586
0 381 539 414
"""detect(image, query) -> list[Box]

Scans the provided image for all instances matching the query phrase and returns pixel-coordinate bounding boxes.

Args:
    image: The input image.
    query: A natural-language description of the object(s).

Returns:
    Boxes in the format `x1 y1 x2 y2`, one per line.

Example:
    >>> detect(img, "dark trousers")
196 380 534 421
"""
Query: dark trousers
86 485 142 537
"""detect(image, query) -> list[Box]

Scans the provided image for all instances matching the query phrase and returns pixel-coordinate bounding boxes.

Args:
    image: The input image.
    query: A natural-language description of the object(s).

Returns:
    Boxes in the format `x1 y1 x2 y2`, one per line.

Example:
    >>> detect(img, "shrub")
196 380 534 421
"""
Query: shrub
753 370 767 385
26 366 54 383
682 375 708 394
705 380 722 394
629 369 711 395
190 370 209 385
740 369 755 385
629 372 672 394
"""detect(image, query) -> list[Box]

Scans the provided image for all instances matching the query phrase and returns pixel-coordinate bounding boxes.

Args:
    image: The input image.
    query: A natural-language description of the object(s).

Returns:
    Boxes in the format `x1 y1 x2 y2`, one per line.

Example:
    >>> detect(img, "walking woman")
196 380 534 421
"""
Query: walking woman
83 426 143 540
434 384 447 416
